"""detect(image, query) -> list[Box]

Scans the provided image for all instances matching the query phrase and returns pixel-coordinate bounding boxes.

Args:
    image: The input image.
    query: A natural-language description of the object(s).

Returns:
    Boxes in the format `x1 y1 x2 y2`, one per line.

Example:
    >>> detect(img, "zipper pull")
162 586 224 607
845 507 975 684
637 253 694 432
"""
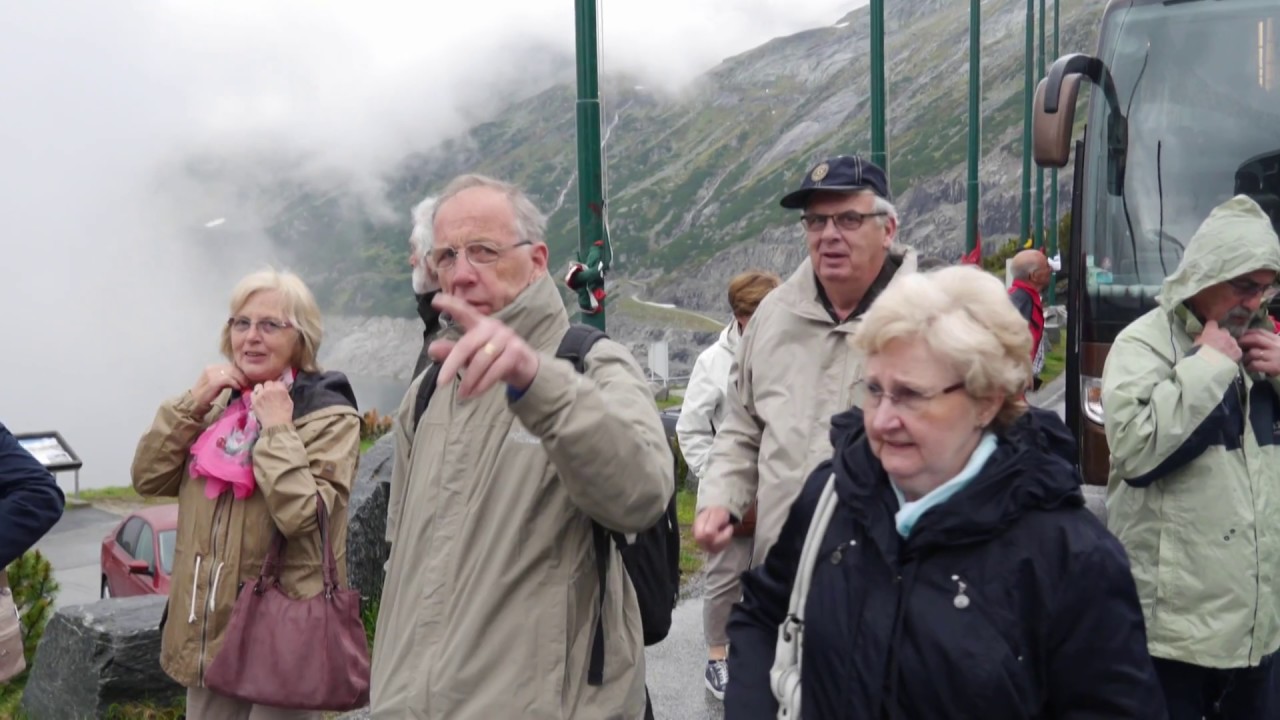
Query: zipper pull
952 574 970 610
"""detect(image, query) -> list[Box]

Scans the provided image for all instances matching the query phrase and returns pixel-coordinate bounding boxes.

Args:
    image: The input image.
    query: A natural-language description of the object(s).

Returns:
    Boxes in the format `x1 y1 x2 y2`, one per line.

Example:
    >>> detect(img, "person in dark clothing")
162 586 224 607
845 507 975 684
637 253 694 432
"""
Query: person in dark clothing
727 266 1164 720
0 422 65 568
408 194 444 379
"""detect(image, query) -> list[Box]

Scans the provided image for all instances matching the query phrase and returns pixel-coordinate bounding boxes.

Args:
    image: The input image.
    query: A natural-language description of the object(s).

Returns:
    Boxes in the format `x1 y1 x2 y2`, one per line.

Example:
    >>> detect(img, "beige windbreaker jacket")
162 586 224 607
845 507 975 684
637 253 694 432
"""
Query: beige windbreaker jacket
131 371 362 688
697 247 916 565
372 274 673 719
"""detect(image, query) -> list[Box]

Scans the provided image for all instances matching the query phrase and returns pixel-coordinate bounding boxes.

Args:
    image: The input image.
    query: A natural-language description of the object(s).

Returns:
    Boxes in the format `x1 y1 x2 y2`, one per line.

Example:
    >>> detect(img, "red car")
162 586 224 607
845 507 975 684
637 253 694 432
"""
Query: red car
100 504 179 599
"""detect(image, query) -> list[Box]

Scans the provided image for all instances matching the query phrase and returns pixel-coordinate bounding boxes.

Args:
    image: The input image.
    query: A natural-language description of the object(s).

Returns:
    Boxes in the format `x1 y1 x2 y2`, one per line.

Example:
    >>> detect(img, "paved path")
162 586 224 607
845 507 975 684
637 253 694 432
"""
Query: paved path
32 505 123 608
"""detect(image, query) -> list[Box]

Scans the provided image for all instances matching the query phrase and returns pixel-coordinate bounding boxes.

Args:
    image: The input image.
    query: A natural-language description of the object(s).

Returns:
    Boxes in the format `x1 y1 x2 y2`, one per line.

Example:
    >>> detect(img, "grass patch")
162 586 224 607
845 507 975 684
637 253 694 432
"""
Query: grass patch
76 487 172 506
676 489 703 581
655 396 682 410
77 486 143 502
1042 339 1066 384
615 296 722 333
103 698 186 719
360 436 379 453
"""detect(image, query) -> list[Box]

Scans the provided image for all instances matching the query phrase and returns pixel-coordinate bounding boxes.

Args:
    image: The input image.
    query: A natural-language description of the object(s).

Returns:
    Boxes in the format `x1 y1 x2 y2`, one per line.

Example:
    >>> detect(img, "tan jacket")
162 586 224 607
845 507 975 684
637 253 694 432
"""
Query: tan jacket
131 371 362 688
371 275 673 719
697 248 916 565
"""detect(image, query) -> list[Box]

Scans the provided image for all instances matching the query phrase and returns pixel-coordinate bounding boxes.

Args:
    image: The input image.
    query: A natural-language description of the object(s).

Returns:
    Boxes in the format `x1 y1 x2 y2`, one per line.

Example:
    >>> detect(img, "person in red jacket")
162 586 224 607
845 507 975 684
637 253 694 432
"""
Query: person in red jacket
1009 250 1051 390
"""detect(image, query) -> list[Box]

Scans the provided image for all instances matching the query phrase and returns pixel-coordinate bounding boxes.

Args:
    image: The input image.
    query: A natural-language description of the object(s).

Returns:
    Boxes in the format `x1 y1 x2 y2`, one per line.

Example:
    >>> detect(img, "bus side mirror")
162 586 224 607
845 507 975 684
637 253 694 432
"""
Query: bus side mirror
1034 75 1081 168
1035 53 1129 197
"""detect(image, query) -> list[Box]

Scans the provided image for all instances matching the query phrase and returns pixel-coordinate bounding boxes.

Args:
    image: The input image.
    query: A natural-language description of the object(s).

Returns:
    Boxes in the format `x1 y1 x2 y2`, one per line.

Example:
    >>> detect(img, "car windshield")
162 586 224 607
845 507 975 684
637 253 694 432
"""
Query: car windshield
1085 1 1279 296
159 530 176 575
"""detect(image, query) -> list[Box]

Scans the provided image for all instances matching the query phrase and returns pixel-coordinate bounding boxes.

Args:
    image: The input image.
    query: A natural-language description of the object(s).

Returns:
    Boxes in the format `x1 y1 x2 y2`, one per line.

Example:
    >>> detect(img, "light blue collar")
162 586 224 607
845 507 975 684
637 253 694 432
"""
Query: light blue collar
891 432 998 538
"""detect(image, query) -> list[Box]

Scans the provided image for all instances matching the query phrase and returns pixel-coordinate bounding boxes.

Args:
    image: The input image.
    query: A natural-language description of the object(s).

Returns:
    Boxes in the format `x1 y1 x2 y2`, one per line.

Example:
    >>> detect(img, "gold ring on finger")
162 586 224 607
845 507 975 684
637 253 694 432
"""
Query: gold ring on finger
482 342 499 357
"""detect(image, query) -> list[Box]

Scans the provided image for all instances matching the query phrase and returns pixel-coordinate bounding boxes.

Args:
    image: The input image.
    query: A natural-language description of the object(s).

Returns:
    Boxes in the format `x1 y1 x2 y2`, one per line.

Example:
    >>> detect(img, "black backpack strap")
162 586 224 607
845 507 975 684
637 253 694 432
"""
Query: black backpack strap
412 363 444 433
555 324 613 686
557 324 608 373
588 524 610 686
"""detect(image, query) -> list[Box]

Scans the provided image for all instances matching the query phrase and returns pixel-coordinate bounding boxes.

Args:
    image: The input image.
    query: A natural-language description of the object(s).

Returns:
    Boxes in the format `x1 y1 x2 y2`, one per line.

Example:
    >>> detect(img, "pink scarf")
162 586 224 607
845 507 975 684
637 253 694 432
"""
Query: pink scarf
190 369 295 500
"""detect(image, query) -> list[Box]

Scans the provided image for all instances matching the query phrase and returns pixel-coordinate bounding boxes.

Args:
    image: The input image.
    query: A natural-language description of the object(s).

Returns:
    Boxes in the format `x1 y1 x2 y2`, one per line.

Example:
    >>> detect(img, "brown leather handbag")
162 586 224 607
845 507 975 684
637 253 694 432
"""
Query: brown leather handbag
0 572 25 684
204 497 370 711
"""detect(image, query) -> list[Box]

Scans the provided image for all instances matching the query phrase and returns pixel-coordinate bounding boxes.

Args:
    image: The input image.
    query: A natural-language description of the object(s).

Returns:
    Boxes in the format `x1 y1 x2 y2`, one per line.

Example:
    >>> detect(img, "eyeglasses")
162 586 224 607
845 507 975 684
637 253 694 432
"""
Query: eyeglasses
228 317 294 336
800 210 888 233
1226 277 1280 302
430 240 533 271
856 380 965 413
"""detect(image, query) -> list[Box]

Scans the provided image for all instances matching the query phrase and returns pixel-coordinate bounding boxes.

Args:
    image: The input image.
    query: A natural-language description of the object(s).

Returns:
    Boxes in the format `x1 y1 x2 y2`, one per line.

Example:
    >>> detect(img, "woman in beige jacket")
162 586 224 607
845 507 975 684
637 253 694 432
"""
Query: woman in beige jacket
131 269 361 719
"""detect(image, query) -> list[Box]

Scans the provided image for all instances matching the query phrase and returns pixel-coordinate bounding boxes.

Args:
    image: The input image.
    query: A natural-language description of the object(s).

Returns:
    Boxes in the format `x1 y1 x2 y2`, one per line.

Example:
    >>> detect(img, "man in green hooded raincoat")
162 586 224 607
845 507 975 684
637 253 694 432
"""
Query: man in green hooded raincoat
1103 195 1280 718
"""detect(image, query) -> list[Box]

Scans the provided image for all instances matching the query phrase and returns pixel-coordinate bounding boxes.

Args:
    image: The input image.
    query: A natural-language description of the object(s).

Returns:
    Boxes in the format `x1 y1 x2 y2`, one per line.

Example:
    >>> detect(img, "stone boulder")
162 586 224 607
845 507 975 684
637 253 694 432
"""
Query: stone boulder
346 433 395 604
21 595 181 719
1082 483 1108 525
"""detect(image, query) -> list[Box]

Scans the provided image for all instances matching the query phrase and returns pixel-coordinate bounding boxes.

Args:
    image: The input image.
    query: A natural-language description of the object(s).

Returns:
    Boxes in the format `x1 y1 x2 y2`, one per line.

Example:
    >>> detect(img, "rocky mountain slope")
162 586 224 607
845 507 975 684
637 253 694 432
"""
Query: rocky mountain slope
202 0 1104 376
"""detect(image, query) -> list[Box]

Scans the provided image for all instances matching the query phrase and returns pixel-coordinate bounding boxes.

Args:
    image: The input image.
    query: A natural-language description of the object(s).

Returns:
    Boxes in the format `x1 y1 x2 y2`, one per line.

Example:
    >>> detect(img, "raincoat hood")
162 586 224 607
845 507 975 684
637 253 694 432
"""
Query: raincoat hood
1157 195 1280 312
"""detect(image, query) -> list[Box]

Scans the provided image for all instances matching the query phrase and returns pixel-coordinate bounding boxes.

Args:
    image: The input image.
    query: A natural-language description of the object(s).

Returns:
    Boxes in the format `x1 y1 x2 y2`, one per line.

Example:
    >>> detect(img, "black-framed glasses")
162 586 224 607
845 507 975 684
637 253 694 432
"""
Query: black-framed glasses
1226 277 1280 302
800 210 888 233
227 317 294 336
430 240 533 271
856 379 965 413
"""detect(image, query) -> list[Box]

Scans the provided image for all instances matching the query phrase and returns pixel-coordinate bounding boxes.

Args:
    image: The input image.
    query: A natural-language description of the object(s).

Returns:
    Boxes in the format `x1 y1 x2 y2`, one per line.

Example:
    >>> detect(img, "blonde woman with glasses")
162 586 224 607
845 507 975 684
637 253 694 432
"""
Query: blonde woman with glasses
131 269 361 718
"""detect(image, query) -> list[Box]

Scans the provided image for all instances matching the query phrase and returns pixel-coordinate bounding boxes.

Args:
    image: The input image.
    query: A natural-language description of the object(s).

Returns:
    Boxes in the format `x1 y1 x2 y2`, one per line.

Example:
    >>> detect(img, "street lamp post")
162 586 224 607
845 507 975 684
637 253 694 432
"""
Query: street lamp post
573 0 610 331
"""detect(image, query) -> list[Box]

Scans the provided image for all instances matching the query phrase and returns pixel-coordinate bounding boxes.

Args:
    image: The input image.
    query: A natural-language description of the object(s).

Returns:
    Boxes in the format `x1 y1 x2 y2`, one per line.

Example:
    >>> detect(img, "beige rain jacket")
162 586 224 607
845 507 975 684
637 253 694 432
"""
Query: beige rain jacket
697 247 916 565
131 371 361 688
371 274 673 719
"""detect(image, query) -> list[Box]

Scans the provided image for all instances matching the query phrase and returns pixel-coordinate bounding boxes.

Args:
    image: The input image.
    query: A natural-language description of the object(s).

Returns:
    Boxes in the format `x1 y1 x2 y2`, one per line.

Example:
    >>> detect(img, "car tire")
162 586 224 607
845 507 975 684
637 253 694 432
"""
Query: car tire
100 576 110 599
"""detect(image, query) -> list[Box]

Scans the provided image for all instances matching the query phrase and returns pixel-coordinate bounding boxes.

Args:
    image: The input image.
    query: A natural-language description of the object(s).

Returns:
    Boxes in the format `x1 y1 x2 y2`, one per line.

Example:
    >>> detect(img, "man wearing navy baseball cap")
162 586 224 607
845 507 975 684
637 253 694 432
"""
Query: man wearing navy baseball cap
694 153 917 610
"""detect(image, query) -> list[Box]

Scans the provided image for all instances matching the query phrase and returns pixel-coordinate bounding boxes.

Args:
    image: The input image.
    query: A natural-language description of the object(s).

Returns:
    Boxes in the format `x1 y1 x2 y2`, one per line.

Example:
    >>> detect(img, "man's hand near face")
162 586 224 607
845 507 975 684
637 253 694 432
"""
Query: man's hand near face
428 293 541 399
1195 320 1244 363
1239 327 1280 376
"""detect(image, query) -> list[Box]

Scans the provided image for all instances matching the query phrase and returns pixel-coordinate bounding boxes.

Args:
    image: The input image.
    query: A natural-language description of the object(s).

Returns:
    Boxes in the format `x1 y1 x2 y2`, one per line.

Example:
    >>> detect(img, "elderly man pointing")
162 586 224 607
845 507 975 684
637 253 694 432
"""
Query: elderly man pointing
371 174 672 719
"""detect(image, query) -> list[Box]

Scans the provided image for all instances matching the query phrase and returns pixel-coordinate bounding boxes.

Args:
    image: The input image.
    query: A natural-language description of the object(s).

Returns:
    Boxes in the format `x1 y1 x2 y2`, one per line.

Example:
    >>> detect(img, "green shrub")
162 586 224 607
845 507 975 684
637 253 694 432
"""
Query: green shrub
0 550 59 716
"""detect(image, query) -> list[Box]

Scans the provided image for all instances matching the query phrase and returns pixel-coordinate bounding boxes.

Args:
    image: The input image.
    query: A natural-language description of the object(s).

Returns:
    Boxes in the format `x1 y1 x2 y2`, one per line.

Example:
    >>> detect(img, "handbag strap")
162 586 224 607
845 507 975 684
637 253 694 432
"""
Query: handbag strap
785 474 840 635
315 497 338 594
255 494 340 594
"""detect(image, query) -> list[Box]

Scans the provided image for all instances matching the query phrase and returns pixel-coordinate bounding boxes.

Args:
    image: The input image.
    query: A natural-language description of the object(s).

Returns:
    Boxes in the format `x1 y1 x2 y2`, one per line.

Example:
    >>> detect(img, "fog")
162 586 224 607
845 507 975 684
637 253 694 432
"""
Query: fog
0 0 857 492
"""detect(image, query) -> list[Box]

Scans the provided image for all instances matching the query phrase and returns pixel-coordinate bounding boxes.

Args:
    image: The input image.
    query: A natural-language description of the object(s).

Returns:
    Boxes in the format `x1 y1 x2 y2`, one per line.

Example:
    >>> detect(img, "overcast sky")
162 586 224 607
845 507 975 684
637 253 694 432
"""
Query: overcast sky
0 0 860 491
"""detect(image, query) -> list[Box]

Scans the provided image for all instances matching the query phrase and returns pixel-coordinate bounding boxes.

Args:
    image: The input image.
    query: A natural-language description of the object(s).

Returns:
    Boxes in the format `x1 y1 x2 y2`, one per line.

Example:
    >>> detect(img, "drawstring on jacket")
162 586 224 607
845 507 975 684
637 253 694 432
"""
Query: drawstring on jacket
188 555 202 623
208 562 225 613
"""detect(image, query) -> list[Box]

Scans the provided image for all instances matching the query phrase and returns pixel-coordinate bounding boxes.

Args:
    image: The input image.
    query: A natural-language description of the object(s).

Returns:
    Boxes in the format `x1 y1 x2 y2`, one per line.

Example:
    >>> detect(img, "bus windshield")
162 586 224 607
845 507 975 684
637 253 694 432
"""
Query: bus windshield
1082 0 1279 339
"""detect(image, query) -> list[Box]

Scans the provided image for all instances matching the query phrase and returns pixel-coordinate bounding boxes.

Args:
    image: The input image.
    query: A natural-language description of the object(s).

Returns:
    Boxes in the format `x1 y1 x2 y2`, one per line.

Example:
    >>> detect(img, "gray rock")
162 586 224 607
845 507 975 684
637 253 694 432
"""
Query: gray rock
22 595 182 719
1082 484 1108 525
346 433 396 604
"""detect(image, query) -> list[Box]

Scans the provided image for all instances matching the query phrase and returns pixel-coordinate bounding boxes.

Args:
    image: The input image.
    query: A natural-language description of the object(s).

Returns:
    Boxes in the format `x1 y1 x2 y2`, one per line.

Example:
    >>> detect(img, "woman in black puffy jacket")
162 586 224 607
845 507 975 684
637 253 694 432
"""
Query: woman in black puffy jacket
727 267 1164 719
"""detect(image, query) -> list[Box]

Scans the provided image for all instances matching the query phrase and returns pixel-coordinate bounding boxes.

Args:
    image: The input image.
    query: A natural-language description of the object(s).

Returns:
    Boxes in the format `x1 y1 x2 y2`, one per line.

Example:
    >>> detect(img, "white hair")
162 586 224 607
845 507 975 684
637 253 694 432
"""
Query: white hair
854 265 1032 428
408 195 438 260
432 174 547 245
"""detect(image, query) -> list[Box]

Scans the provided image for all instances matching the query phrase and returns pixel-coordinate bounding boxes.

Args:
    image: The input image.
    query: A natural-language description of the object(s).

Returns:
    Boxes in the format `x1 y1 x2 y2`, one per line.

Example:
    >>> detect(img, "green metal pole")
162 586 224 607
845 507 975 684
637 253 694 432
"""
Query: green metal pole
1034 0 1046 249
574 0 607 331
1048 0 1059 304
1020 0 1033 245
870 0 888 177
965 0 980 259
